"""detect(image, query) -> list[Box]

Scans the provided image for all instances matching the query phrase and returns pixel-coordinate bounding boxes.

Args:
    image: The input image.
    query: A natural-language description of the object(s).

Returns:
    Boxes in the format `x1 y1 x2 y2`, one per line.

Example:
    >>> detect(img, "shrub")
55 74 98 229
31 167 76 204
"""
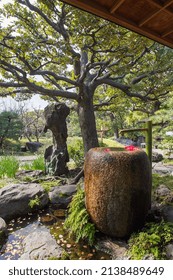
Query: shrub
22 155 45 171
31 155 45 171
128 221 173 260
68 138 84 167
152 173 173 191
0 156 19 178
64 185 96 246
28 195 40 209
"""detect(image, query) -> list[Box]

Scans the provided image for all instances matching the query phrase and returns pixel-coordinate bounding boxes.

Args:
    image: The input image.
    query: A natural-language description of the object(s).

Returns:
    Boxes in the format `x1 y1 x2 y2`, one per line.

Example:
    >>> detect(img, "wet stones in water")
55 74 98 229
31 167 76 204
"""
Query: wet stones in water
53 209 66 218
40 210 66 225
20 225 63 260
50 221 111 260
40 214 55 225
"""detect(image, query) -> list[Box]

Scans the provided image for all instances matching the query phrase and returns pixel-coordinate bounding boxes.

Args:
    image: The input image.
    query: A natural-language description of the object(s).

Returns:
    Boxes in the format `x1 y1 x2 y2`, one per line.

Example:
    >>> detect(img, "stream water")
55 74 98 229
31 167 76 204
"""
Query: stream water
0 209 111 260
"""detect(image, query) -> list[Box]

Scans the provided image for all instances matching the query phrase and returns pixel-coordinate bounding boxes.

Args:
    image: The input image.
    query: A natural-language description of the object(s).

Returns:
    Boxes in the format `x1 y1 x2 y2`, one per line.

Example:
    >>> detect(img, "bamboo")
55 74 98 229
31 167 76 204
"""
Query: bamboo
146 120 152 166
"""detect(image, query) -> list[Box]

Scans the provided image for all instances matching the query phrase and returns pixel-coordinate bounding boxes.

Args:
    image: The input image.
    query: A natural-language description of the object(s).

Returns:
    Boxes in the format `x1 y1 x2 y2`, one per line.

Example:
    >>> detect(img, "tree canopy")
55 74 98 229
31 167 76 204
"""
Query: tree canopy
0 110 23 148
1 0 173 151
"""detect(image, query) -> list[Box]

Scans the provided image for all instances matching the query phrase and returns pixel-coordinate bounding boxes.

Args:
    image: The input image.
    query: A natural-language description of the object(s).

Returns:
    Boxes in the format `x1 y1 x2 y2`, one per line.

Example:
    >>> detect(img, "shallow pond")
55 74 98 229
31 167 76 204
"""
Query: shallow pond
0 209 111 260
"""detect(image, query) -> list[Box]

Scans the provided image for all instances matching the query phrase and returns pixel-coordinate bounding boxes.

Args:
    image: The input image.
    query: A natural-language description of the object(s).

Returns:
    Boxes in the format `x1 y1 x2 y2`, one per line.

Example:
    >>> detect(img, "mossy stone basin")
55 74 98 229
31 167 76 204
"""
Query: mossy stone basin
84 147 152 238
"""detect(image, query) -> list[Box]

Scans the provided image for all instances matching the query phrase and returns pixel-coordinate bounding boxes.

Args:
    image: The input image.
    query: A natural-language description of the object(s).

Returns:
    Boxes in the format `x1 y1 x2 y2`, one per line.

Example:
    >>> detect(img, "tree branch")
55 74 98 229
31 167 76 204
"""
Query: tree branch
94 95 118 110
30 69 78 86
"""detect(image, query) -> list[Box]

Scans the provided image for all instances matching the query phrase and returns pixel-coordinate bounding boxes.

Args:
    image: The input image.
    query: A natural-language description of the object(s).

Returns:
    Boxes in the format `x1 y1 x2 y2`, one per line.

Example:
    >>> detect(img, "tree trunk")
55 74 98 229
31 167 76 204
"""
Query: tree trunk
77 92 99 154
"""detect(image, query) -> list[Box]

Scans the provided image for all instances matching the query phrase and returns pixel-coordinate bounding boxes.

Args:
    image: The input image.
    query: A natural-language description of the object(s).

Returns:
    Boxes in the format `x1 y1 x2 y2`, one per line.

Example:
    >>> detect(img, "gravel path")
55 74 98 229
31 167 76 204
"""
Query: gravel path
15 155 37 162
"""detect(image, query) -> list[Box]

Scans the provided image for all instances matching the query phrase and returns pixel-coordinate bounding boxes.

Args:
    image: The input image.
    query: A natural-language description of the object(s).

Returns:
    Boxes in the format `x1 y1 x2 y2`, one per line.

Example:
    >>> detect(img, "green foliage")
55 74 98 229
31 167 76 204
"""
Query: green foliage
22 155 45 171
0 139 21 155
100 138 124 147
67 138 84 168
60 250 71 260
128 221 173 260
0 178 18 189
31 155 45 171
64 185 96 246
1 0 173 153
152 174 173 191
41 179 62 193
28 195 40 209
0 111 23 148
0 156 19 178
67 111 81 137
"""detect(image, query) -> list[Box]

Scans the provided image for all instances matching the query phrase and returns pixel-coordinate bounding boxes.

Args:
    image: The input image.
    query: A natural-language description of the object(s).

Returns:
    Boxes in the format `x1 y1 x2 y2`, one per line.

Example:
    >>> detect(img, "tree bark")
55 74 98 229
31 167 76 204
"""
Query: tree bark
77 90 99 154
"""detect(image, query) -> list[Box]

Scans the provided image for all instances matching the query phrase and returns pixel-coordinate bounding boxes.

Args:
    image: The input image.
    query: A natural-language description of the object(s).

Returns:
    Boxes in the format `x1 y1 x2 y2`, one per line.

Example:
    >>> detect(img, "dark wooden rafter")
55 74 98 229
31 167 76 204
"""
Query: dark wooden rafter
139 0 173 27
61 0 173 49
110 0 126 14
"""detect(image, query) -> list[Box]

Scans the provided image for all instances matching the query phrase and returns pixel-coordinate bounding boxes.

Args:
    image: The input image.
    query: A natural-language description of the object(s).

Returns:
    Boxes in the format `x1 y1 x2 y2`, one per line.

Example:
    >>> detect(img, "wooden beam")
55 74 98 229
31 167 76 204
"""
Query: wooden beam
110 0 125 14
61 0 173 49
139 0 173 27
147 0 173 9
162 28 173 38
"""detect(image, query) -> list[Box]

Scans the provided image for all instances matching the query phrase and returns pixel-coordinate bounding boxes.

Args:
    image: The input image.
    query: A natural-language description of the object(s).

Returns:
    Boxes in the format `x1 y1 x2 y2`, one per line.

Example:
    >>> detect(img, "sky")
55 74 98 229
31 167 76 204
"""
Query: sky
0 95 48 111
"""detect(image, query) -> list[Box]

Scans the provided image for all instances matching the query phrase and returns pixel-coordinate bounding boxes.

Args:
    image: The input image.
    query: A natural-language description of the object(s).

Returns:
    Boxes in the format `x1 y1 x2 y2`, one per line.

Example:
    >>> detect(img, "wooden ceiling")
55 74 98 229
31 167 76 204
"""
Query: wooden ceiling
61 0 173 49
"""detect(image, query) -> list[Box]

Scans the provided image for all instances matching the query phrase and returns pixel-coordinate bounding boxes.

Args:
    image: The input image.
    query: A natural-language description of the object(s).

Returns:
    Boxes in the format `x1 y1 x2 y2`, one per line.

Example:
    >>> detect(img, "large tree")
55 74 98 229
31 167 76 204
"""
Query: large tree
0 111 23 148
1 0 173 152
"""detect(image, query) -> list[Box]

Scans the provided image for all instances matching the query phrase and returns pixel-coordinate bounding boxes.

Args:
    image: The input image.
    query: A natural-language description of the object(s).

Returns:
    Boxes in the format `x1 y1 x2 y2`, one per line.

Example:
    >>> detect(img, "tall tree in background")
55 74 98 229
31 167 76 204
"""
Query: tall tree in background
21 108 45 142
1 0 173 152
0 111 23 148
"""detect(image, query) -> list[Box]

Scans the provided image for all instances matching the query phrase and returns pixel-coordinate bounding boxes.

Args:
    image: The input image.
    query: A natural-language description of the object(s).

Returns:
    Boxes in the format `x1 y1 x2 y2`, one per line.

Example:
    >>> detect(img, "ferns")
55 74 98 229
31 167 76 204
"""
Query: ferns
64 185 96 246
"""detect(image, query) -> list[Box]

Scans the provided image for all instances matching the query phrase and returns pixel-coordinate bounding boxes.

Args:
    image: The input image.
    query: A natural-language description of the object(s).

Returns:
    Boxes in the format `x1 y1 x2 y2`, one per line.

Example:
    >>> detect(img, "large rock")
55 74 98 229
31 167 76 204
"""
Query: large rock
44 103 70 176
49 184 77 208
162 206 173 222
20 225 62 260
155 185 171 197
165 243 173 260
0 217 7 233
152 162 173 175
26 142 43 152
97 238 128 260
152 152 163 162
0 217 7 249
84 147 152 238
0 184 49 221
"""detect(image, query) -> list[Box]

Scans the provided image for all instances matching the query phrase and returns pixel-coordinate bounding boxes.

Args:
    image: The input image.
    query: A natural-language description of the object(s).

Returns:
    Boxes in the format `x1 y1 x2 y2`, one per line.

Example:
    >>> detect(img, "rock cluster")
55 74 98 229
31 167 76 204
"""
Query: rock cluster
0 181 76 260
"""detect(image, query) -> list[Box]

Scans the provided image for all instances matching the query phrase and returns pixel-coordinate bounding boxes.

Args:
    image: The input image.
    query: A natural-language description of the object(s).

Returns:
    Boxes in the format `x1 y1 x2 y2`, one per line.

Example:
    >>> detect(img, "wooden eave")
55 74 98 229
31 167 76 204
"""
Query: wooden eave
61 0 173 49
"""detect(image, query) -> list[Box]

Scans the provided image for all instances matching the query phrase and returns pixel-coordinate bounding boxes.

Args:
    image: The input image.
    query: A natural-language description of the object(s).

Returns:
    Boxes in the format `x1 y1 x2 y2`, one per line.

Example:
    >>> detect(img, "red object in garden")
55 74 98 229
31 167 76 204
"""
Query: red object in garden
125 145 139 151
104 148 111 152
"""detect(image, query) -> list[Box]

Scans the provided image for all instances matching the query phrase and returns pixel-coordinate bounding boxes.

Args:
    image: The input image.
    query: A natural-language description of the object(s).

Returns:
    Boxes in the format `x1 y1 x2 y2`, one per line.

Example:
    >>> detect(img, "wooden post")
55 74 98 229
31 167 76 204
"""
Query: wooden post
119 121 152 165
146 121 152 165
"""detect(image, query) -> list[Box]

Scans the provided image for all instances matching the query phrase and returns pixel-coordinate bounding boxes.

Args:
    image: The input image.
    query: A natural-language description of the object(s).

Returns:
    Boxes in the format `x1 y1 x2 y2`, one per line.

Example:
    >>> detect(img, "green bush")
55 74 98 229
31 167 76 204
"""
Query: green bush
64 185 96 246
68 138 84 167
31 155 45 171
22 155 45 171
128 221 173 260
0 156 19 178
